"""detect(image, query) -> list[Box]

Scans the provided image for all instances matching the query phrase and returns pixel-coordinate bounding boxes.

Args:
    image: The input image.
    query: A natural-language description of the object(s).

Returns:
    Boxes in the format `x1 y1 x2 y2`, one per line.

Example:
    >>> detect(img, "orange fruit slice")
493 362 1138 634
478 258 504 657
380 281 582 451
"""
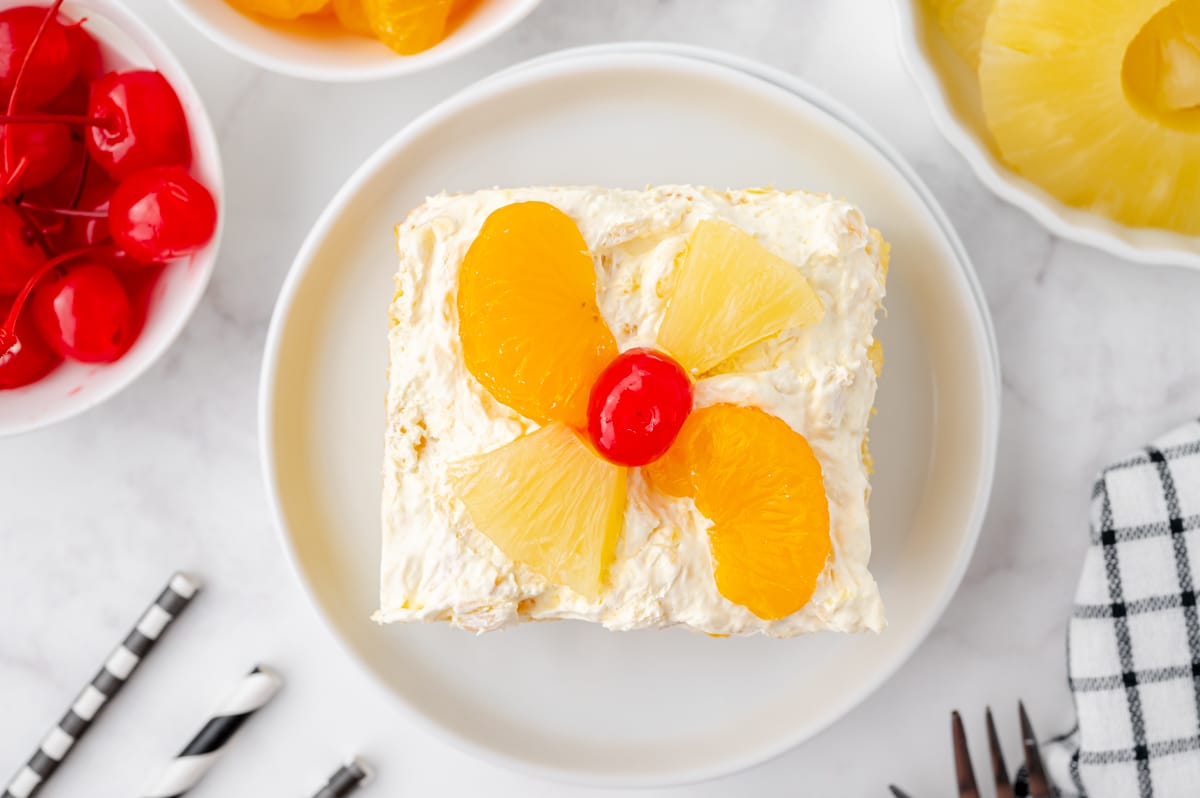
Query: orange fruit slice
645 404 832 619
333 0 373 34
455 423 627 600
458 201 618 428
226 0 331 20
363 0 454 54
657 220 823 376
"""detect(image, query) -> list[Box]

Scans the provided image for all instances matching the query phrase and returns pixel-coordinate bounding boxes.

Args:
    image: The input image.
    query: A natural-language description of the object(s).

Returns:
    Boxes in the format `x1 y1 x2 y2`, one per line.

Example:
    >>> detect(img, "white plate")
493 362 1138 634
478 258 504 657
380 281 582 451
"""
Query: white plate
894 0 1200 269
260 46 1000 787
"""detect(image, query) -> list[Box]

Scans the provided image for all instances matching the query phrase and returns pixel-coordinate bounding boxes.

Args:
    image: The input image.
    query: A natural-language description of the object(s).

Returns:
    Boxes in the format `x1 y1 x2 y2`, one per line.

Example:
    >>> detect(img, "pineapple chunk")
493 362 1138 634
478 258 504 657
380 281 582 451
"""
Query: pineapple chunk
657 220 824 375
981 0 1200 234
454 423 627 600
1159 34 1200 110
925 0 994 69
1124 1 1200 113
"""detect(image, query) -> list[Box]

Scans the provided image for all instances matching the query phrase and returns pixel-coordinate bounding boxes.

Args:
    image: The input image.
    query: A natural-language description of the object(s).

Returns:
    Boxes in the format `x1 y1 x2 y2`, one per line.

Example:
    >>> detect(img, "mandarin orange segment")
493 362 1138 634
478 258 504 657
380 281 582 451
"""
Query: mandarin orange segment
333 0 373 34
657 220 823 376
454 423 628 600
458 202 618 428
363 0 454 54
645 404 832 619
226 0 330 19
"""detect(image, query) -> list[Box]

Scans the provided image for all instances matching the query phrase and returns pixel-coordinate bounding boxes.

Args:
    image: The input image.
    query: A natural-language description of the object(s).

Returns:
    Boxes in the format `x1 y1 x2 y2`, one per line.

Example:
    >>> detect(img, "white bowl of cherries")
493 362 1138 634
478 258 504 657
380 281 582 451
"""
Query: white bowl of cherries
0 0 222 435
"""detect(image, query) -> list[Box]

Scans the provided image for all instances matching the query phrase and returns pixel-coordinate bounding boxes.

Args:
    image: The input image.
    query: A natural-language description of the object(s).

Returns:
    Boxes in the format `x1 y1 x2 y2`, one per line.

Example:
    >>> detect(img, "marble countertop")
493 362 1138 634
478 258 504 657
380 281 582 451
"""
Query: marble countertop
4 0 1200 795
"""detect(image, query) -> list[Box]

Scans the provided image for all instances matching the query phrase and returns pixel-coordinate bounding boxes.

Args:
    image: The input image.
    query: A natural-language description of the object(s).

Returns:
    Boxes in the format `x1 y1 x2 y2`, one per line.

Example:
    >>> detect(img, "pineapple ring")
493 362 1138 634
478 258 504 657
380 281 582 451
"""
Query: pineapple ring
454 203 830 612
980 0 1200 234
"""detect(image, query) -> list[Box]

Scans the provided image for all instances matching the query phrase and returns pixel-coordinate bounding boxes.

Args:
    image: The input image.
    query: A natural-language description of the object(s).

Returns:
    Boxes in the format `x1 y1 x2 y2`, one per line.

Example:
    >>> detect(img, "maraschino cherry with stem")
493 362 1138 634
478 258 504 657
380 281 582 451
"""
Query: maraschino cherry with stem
0 295 58 387
0 2 218 392
0 3 77 108
0 202 46 293
0 245 96 358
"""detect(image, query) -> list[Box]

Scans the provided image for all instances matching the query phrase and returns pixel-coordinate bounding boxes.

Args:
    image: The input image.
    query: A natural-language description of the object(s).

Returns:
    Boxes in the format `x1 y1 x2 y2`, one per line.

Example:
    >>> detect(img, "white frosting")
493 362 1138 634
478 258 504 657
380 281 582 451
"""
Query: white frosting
376 186 886 637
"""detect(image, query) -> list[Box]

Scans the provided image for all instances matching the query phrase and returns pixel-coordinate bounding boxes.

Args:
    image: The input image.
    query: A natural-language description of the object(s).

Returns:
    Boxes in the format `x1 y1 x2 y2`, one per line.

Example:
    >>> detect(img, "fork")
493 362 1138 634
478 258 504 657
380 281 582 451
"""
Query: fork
889 702 1053 798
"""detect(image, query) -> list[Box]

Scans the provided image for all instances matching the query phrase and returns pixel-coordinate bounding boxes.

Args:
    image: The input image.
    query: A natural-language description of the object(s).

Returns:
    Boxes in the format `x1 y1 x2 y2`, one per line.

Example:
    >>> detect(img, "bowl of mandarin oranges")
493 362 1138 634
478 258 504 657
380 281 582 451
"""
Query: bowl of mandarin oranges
170 0 544 82
0 0 222 435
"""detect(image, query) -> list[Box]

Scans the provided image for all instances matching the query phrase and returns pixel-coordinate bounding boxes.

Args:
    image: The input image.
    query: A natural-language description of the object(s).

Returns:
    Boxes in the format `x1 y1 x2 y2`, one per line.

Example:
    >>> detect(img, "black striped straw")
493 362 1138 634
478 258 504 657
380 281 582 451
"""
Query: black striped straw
141 665 282 798
2 572 199 798
311 758 372 798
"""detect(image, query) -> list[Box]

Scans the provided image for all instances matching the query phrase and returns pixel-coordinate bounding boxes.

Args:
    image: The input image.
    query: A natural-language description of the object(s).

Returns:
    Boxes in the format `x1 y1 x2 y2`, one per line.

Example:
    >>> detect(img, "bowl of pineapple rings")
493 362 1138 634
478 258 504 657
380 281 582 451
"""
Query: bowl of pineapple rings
169 0 543 81
897 0 1200 267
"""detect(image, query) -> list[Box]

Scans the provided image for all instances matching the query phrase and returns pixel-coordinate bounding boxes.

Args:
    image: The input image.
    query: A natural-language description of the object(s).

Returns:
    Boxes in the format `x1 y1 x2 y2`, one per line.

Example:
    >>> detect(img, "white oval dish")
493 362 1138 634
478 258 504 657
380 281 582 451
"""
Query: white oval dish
894 0 1200 268
259 45 1000 787
168 0 542 82
0 0 223 436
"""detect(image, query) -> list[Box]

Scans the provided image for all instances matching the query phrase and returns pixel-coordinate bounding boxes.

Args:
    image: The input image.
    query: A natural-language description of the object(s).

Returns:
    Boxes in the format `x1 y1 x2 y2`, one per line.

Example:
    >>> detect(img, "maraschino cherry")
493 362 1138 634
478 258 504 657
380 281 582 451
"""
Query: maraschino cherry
32 262 131 362
4 119 70 187
0 4 77 108
0 294 57 387
0 203 46 293
587 348 694 467
109 166 216 263
0 2 217 392
87 71 191 180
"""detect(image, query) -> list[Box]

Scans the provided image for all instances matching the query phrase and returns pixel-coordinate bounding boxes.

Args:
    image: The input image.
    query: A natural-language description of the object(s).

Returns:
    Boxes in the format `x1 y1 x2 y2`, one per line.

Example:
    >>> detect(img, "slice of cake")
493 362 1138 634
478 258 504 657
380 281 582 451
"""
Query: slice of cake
377 186 888 637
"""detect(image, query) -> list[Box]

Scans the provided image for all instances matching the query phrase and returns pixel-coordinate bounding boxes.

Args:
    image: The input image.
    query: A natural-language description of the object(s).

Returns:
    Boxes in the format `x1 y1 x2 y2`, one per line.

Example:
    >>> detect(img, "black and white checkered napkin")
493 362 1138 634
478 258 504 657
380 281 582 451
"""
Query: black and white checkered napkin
1042 418 1200 797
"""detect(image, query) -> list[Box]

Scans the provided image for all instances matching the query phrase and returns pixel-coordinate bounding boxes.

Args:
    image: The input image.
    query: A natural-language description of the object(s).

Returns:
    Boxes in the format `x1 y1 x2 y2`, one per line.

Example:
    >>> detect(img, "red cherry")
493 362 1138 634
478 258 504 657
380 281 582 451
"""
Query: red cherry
42 169 115 251
42 74 88 115
0 295 58 388
4 119 71 188
67 23 101 80
0 5 78 109
87 71 190 180
32 262 131 362
109 166 216 263
0 204 45 294
587 348 694 467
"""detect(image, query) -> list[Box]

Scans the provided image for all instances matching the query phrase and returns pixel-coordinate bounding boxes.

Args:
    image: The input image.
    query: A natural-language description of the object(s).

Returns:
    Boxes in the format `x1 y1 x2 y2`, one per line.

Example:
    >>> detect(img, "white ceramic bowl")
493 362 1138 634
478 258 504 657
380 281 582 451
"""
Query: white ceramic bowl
260 44 999 787
894 0 1200 268
169 0 543 82
0 0 223 436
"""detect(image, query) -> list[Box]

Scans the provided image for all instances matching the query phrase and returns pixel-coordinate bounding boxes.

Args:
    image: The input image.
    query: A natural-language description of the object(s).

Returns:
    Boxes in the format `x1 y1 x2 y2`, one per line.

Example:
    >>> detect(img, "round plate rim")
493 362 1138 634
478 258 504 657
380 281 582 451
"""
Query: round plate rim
258 43 1001 787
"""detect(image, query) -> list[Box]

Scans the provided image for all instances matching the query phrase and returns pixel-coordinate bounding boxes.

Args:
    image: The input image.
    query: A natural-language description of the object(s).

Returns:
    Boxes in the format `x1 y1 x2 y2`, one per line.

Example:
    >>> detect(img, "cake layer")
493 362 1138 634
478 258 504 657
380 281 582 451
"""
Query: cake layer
378 186 887 637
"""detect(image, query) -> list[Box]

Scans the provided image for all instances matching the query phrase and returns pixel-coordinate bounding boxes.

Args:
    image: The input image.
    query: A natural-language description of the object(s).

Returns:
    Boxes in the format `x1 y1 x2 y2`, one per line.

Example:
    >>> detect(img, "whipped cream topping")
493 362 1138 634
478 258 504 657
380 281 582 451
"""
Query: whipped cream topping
377 186 887 637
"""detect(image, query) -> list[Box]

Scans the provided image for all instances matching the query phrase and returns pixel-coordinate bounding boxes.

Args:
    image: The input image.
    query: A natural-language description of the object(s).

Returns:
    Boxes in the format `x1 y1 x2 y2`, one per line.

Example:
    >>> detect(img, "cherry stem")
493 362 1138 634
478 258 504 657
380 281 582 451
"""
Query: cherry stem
0 113 113 129
0 245 97 340
2 0 65 190
19 201 105 218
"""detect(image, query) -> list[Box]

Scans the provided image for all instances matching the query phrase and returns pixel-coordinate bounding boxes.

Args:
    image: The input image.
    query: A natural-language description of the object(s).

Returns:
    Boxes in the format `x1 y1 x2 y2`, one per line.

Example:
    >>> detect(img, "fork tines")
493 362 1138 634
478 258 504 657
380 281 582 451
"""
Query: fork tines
893 703 1051 798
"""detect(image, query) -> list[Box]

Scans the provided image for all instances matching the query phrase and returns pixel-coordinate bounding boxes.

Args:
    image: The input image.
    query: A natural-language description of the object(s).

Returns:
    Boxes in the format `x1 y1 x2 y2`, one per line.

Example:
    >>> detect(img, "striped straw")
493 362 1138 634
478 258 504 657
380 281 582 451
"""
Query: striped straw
311 758 372 798
2 572 199 798
141 665 282 798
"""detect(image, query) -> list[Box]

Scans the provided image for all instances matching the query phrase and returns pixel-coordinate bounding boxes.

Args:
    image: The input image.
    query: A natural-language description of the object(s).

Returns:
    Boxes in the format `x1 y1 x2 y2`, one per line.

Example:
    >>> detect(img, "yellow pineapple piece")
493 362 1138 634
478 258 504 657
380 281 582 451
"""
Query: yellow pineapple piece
924 0 994 69
657 220 824 376
1124 1 1200 113
363 0 454 54
980 0 1200 234
454 423 627 600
